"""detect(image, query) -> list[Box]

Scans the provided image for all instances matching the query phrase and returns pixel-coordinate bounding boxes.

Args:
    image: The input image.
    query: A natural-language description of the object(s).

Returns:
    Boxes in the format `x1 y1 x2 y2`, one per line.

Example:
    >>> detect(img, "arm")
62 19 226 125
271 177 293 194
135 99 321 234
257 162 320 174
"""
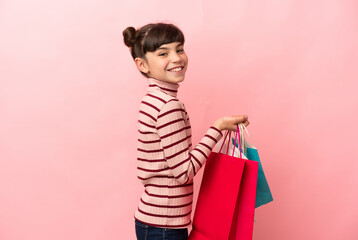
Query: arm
156 100 223 184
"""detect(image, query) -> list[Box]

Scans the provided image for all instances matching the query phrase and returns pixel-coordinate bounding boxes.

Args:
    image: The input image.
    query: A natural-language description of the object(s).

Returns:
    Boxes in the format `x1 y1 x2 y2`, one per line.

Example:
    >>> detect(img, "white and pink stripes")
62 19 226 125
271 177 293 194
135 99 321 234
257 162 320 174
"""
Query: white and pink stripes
134 78 222 229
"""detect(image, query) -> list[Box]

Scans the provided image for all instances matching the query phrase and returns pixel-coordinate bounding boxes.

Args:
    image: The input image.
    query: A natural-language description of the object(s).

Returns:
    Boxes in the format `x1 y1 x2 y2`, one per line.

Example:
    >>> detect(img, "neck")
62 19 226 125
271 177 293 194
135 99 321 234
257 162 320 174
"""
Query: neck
147 78 179 97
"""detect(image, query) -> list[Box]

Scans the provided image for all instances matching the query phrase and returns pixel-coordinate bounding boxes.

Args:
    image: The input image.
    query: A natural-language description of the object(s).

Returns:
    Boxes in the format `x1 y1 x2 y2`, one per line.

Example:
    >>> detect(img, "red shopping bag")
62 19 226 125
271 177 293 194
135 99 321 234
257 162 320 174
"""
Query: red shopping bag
189 128 258 240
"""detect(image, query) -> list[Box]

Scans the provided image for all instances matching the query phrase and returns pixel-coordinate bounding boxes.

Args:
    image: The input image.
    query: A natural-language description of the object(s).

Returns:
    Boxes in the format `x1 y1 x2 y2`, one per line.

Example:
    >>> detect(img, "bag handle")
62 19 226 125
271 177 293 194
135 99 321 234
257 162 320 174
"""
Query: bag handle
219 130 231 155
219 131 227 153
233 124 242 159
239 123 245 155
240 123 252 145
231 123 252 156
218 125 242 159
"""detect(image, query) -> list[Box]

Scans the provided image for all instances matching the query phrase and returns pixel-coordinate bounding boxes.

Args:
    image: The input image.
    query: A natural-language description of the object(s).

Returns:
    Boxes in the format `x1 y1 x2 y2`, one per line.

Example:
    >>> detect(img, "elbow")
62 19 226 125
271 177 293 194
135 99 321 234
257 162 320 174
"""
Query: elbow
175 171 193 185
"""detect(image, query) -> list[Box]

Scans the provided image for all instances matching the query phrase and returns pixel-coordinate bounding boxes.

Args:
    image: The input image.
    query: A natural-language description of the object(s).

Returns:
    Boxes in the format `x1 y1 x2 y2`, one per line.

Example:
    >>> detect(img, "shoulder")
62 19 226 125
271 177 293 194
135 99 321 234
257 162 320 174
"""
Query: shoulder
139 90 185 120
157 99 189 125
144 90 183 109
146 89 177 103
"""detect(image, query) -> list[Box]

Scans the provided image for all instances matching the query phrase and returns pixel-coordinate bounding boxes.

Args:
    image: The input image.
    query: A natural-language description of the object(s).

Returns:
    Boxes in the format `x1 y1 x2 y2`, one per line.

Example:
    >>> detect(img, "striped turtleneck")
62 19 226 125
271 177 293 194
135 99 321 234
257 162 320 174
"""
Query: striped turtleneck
134 77 223 229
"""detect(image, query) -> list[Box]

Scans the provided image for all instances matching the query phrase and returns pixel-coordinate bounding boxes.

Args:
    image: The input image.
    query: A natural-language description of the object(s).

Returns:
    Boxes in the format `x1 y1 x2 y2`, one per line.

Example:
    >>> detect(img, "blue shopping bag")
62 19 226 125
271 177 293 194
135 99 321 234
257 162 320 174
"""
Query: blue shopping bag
232 124 273 208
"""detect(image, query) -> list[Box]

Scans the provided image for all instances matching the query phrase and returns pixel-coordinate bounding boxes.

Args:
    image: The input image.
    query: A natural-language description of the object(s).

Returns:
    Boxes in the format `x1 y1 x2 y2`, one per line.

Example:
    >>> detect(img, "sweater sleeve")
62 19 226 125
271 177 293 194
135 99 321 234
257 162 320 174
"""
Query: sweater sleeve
156 99 223 184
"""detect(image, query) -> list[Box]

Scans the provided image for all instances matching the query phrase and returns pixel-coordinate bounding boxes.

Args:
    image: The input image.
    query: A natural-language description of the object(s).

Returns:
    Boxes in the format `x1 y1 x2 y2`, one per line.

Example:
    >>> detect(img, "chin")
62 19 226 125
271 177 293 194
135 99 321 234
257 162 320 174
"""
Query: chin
163 77 185 84
176 77 185 83
157 75 186 84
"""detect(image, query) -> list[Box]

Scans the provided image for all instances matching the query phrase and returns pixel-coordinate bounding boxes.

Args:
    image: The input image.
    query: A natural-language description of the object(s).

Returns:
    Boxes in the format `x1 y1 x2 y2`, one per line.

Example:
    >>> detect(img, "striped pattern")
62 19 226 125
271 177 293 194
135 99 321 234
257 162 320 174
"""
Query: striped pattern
134 78 223 229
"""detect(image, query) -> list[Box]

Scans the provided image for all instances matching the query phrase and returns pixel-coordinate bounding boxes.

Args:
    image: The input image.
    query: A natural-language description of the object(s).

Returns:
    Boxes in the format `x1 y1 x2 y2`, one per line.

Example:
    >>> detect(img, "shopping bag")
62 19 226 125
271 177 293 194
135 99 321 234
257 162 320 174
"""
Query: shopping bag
189 127 258 240
232 124 273 208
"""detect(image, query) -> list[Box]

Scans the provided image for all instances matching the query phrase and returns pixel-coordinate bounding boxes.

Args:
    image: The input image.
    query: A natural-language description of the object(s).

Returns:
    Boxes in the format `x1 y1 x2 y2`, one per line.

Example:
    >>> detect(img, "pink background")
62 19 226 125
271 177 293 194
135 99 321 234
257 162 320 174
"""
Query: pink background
1 0 358 239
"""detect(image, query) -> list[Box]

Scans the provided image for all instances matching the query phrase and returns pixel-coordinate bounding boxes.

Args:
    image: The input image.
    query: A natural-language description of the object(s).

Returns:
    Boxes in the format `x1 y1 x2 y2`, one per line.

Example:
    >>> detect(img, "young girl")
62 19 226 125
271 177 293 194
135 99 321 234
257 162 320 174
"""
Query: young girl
123 23 249 240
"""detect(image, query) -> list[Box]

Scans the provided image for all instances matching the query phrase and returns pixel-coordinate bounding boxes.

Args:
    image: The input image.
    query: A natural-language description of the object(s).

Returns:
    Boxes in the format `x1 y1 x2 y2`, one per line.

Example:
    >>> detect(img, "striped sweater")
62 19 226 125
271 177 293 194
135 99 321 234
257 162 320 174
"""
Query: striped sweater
134 77 223 229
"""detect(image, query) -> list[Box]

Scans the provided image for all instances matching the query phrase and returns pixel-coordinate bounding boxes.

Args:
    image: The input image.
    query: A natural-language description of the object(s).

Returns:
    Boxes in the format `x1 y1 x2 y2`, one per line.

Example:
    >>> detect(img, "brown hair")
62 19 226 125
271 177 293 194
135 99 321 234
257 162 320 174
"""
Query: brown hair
122 23 185 77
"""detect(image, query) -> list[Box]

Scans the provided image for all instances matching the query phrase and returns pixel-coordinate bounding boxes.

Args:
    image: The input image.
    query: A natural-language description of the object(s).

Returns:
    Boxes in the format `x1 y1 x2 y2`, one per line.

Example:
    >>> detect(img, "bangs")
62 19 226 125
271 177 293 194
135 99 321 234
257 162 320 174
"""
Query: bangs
142 24 185 53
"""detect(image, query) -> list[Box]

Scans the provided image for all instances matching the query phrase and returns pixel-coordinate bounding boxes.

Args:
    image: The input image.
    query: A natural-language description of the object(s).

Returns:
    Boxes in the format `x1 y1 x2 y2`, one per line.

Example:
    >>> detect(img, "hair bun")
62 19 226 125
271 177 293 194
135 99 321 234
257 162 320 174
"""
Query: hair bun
123 26 137 47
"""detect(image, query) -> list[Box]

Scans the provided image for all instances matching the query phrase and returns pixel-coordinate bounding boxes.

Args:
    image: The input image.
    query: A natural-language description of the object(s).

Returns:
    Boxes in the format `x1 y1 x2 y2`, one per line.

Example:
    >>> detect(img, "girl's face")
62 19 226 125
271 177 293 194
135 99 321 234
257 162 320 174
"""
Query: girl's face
140 42 188 84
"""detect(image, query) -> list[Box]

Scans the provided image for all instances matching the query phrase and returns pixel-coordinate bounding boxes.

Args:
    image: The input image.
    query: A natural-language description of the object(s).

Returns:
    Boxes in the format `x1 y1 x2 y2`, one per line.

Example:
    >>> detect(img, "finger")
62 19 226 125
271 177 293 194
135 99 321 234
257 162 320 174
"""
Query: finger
232 115 248 124
236 120 249 128
240 115 248 120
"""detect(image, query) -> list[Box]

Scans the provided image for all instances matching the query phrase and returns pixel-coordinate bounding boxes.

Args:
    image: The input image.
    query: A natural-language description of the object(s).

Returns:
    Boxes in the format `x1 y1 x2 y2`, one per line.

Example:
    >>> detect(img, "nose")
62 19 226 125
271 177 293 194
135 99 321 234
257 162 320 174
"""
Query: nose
171 52 182 63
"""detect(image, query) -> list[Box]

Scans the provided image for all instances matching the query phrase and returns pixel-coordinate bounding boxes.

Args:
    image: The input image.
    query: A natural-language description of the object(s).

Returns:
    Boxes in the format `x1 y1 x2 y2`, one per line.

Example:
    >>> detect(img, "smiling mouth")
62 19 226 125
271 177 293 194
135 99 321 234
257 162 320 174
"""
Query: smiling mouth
167 66 184 72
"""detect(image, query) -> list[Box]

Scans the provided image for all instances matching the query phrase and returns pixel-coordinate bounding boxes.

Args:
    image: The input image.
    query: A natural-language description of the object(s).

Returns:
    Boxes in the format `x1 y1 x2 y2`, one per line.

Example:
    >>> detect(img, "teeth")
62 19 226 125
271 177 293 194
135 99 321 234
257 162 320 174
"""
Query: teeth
169 67 183 72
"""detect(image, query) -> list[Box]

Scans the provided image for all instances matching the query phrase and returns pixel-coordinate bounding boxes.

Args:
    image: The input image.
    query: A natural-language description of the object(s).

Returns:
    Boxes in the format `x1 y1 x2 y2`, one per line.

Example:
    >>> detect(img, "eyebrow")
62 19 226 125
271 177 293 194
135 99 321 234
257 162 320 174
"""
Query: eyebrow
156 43 183 51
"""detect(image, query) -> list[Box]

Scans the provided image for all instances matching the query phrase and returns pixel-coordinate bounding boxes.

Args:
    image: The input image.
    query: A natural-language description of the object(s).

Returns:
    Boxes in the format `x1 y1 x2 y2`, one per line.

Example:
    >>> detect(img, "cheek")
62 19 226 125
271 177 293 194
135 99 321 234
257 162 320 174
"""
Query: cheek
183 54 189 63
149 58 169 71
160 61 170 70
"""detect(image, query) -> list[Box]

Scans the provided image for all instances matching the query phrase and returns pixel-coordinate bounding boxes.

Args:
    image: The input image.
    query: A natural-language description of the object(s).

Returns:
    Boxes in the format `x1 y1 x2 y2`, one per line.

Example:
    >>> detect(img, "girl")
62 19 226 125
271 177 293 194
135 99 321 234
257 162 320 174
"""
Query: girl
123 23 249 240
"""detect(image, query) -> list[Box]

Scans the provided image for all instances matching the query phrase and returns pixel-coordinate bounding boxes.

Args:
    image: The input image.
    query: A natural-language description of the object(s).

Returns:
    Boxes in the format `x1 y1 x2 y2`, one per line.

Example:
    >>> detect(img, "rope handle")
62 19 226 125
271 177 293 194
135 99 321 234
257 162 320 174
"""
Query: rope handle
230 123 252 156
218 124 242 159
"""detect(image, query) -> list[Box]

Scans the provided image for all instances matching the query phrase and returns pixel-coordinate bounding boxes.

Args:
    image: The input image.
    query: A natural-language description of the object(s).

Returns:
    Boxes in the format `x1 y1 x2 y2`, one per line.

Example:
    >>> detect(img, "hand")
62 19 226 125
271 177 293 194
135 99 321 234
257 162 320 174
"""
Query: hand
213 115 249 131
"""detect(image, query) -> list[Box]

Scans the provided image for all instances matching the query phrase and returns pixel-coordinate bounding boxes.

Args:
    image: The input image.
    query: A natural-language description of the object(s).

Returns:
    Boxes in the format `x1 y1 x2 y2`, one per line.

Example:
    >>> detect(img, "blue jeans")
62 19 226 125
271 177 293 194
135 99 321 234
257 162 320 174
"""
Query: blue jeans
135 219 188 240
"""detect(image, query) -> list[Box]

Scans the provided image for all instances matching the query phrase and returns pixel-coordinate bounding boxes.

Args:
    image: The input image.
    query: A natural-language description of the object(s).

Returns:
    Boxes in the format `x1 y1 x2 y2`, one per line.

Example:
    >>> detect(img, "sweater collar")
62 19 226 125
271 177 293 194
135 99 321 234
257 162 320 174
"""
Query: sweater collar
147 78 179 97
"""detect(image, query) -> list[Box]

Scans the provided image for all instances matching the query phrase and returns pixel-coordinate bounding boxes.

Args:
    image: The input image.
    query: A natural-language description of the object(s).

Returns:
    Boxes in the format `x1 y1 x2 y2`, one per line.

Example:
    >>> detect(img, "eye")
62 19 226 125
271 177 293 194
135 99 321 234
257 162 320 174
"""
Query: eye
177 49 184 53
159 52 167 56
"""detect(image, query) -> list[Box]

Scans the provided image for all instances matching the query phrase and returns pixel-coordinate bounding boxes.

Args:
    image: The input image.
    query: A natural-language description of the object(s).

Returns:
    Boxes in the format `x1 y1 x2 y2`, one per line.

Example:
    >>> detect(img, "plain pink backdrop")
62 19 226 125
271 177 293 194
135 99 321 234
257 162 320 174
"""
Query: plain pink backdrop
1 0 357 239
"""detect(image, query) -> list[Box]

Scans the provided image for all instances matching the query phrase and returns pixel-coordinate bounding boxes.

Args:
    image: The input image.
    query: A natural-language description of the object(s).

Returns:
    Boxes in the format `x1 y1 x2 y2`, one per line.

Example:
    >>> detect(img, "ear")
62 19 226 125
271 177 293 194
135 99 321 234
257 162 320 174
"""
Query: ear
134 57 149 74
